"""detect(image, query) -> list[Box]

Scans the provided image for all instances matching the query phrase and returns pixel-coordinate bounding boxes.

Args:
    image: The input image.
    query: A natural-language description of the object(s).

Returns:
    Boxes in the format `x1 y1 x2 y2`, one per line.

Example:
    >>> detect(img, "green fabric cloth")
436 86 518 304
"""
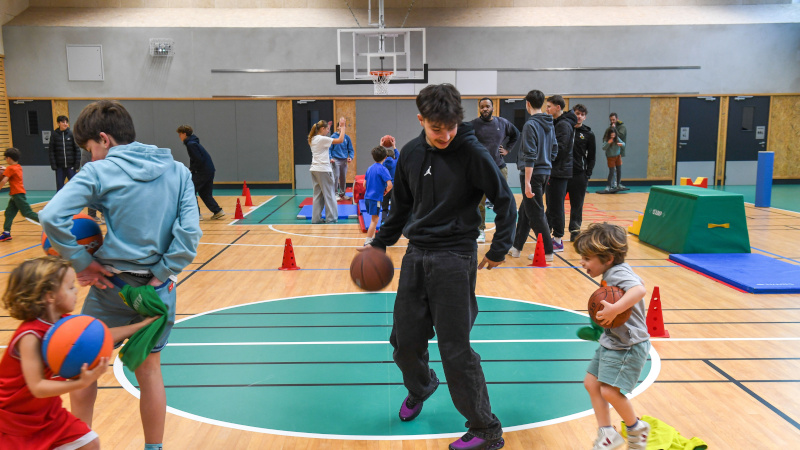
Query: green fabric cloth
621 415 708 450
118 284 168 371
577 320 604 342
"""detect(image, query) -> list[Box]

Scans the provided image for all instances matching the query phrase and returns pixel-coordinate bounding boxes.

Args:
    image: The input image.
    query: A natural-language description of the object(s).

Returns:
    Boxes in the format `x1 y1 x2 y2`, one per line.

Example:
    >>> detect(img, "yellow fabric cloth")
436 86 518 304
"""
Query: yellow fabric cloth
620 415 707 450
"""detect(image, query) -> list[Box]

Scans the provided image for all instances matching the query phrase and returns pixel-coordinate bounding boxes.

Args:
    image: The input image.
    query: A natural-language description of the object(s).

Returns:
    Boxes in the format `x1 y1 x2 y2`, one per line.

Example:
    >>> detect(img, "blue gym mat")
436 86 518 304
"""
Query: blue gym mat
669 253 800 294
297 204 358 220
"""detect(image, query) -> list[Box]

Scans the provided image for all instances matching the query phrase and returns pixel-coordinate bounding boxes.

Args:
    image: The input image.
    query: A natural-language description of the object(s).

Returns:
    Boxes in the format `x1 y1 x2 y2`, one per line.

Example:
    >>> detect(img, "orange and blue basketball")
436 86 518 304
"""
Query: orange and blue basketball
42 315 113 379
42 213 103 257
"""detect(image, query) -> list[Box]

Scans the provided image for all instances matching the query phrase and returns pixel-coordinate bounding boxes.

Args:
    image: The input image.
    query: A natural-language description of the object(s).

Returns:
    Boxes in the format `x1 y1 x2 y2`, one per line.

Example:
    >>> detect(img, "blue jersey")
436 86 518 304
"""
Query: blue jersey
383 148 399 180
365 162 392 201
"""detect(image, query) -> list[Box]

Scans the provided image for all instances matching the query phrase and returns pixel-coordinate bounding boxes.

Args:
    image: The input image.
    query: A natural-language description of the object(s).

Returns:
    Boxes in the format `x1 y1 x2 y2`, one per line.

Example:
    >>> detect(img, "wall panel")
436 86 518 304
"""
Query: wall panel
235 100 279 182
276 99 293 184
647 97 677 180
768 95 800 179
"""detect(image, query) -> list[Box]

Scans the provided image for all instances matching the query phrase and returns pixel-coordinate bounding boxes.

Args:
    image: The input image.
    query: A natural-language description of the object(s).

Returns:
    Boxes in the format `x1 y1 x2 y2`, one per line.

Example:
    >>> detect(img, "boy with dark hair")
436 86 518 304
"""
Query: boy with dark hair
49 115 80 191
363 146 393 246
365 83 515 450
544 94 577 252
380 135 398 214
0 147 40 242
573 223 651 450
568 104 596 240
176 124 225 220
40 99 202 450
509 90 558 262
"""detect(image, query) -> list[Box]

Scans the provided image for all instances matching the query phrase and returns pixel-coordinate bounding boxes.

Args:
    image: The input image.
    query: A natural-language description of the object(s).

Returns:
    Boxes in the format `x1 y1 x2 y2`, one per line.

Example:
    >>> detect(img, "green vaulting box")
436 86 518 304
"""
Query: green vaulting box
639 186 750 254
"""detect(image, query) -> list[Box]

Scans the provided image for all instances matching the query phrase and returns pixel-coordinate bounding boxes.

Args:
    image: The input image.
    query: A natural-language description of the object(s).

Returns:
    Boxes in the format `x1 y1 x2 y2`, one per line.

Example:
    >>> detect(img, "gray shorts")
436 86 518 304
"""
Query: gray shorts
81 272 177 353
587 341 651 394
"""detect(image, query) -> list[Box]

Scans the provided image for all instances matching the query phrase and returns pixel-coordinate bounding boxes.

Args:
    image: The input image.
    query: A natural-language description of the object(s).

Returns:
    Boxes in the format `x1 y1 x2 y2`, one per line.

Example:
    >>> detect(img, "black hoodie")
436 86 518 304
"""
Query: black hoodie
370 123 517 262
551 110 578 178
572 123 597 177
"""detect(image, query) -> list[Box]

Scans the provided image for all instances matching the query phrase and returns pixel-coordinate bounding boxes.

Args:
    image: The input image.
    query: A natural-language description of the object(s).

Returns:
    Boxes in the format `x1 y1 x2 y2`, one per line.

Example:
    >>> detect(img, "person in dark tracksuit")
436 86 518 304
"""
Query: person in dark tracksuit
365 84 515 450
176 125 225 220
544 95 577 253
567 104 596 241
49 116 80 191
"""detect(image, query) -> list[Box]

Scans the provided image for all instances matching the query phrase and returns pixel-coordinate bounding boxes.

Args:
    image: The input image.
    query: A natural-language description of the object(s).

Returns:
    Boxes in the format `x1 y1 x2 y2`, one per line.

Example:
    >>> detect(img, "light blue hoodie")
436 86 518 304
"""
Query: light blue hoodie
40 142 202 282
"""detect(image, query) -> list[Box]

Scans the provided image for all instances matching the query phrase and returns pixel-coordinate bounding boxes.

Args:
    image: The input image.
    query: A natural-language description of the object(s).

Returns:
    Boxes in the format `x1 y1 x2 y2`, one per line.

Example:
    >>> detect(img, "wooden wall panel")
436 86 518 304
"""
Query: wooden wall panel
333 99 357 183
276 100 294 185
52 99 69 129
716 96 729 186
0 57 11 149
767 95 800 179
647 97 677 180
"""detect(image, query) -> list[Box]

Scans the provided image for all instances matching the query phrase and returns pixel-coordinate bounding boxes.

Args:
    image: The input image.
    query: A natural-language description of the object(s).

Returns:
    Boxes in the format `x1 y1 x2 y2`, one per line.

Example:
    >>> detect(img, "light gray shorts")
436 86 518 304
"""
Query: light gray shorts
587 341 651 394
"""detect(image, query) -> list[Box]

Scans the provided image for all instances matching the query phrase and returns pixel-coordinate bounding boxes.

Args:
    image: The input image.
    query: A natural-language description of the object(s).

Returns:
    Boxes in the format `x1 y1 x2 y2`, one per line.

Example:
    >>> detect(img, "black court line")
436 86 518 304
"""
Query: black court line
177 231 250 287
258 195 297 223
704 360 800 431
557 252 600 286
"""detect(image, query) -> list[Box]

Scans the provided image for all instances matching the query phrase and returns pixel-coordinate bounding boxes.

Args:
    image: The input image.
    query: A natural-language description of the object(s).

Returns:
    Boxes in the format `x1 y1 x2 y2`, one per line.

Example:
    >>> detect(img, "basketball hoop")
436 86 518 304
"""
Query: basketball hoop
370 71 394 95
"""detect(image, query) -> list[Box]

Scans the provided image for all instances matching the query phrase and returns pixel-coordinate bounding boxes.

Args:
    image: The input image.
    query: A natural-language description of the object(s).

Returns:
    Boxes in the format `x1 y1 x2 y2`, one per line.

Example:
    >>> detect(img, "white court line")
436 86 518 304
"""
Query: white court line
228 197 274 225
267 223 497 241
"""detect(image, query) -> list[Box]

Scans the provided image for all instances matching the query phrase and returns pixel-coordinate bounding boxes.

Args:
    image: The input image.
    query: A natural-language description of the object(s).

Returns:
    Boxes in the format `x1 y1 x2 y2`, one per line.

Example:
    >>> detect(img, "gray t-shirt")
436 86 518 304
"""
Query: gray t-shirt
599 263 650 350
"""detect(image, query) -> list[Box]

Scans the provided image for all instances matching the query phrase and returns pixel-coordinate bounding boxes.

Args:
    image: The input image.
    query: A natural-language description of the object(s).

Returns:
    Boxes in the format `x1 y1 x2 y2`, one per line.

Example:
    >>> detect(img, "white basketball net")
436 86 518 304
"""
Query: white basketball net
371 71 394 95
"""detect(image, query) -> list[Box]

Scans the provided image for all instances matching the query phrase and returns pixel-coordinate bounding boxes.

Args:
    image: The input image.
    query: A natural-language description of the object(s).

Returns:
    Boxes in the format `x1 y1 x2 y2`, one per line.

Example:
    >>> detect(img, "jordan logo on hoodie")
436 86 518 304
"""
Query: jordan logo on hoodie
424 166 432 176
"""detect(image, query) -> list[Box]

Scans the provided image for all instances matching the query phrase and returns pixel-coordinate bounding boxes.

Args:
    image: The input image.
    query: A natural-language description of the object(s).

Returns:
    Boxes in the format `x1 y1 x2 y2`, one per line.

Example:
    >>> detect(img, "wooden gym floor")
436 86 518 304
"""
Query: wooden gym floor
2 187 800 449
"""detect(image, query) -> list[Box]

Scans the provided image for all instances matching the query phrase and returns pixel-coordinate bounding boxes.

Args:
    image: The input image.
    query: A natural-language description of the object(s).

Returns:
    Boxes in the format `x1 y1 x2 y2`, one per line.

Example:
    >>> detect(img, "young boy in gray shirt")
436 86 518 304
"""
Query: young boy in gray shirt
573 223 651 450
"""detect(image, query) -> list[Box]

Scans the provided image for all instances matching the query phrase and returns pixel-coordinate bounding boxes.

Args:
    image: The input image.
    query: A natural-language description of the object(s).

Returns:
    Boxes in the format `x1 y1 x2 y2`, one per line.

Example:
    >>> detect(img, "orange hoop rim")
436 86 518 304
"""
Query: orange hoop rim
370 71 394 77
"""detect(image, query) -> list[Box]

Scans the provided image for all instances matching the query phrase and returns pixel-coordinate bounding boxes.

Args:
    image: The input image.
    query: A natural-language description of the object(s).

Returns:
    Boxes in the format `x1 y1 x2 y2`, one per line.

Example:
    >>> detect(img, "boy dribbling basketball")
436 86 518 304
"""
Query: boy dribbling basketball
573 223 651 450
39 100 202 450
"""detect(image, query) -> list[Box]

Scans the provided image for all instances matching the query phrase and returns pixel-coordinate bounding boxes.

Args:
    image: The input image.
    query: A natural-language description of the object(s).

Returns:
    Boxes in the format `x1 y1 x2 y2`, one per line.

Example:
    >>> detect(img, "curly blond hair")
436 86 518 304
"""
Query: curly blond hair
572 223 628 265
2 257 72 322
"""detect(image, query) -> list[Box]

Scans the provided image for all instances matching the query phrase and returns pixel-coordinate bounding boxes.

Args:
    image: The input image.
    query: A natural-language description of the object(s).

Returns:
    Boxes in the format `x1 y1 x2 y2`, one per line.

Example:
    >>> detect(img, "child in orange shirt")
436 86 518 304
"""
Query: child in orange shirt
0 147 40 241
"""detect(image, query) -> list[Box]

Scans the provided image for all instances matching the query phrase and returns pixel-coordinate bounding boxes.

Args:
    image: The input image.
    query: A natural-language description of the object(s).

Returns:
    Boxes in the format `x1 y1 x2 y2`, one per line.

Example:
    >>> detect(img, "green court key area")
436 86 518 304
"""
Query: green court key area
116 293 659 439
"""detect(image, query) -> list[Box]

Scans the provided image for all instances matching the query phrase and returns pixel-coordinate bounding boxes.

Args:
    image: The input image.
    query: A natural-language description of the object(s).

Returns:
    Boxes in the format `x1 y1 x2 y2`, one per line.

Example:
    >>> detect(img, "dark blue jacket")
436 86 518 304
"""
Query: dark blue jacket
182 135 215 174
49 128 80 170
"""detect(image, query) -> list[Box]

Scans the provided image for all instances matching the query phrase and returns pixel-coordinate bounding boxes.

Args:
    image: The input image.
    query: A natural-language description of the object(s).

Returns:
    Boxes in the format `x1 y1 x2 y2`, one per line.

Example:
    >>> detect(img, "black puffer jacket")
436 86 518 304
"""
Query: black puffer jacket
49 128 80 170
551 110 577 179
572 124 597 177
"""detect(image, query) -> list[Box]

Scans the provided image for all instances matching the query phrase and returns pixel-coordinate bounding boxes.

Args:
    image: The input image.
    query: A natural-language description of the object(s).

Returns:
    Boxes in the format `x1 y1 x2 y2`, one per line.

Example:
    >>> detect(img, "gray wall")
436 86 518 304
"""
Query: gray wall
4 24 799 98
68 99 278 183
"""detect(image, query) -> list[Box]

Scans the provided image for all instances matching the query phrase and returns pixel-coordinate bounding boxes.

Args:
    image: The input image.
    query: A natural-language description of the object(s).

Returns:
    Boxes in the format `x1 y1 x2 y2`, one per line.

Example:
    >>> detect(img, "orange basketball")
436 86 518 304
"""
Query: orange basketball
350 248 394 291
588 285 631 328
42 214 103 257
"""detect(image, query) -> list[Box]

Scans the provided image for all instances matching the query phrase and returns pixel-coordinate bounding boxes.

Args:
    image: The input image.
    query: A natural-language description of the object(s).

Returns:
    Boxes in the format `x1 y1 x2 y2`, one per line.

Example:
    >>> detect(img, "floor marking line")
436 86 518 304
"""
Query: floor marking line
163 337 800 346
0 244 39 260
177 230 250 287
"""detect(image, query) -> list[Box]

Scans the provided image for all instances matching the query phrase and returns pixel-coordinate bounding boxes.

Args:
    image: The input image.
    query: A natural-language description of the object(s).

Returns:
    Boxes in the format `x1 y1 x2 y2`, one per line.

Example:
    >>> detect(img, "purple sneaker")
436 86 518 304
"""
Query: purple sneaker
399 372 439 422
449 433 505 450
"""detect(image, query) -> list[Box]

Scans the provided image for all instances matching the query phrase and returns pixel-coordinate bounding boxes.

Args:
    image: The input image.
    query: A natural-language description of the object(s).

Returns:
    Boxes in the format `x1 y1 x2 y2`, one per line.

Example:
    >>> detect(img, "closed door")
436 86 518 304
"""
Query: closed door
292 100 334 189
725 96 769 185
675 97 719 185
9 100 53 165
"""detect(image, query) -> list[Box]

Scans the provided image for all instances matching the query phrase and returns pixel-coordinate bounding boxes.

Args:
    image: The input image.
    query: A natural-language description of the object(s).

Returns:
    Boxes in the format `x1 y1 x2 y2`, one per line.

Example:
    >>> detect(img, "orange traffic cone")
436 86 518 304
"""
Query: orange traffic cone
242 181 248 196
244 187 253 207
646 286 670 338
565 192 570 200
234 198 244 220
278 238 301 270
528 233 547 267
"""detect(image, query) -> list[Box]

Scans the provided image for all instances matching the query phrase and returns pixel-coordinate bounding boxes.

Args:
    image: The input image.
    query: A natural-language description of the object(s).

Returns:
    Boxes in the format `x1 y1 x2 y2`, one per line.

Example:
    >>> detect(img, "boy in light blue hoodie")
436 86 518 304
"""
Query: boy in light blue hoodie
39 100 201 450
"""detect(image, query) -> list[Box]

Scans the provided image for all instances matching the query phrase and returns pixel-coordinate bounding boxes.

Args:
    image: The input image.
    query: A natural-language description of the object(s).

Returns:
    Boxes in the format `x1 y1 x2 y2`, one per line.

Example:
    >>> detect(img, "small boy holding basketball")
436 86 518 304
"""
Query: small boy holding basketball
0 147 40 242
363 146 393 246
40 100 201 450
573 223 651 450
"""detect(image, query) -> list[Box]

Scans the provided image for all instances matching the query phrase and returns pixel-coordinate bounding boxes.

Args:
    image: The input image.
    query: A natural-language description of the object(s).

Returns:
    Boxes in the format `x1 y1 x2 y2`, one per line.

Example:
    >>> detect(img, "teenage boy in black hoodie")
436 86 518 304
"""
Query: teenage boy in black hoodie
567 104 596 241
544 95 577 252
365 84 515 450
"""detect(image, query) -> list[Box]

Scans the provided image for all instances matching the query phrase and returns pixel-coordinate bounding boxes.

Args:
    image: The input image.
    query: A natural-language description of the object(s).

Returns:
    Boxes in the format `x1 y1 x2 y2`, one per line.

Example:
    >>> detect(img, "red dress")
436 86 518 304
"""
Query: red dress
0 317 97 449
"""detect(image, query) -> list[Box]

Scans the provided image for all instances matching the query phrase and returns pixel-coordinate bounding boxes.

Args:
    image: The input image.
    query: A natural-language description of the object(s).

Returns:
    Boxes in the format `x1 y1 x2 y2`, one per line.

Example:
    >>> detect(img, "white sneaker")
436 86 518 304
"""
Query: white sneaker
211 210 226 220
592 427 624 450
198 215 205 221
508 247 520 258
626 420 651 450
477 230 486 243
527 253 554 262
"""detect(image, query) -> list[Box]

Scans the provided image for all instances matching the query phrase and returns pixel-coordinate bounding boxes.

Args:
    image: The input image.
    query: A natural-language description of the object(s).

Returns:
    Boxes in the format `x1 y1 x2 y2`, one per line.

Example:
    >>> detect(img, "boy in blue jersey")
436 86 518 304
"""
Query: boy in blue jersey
364 146 393 246
39 100 202 450
380 135 398 214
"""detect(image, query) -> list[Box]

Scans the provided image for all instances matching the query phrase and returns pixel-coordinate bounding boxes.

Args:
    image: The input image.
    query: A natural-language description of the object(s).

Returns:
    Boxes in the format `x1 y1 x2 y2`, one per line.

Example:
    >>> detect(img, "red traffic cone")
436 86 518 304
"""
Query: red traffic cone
244 187 253 207
565 192 570 200
242 181 248 196
646 286 670 338
234 198 245 220
528 233 547 267
278 238 301 270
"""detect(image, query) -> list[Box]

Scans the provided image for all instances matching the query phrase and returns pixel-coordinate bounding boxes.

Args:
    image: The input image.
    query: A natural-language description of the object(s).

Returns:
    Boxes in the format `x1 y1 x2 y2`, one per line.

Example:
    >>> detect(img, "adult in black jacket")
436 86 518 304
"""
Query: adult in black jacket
544 96 576 251
567 104 596 241
49 116 80 191
367 84 514 450
177 125 225 220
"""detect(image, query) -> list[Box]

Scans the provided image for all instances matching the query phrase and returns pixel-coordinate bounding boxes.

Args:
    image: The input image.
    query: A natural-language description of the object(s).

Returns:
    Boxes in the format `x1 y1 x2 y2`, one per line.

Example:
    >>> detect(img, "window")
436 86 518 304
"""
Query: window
27 111 39 135
741 106 754 131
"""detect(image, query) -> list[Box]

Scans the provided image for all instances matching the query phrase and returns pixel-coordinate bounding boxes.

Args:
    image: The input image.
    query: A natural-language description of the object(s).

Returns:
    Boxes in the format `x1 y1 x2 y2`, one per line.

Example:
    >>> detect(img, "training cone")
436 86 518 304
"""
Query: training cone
565 192 570 200
646 286 670 338
244 187 253 207
279 238 300 270
242 181 248 196
234 198 245 220
528 233 547 267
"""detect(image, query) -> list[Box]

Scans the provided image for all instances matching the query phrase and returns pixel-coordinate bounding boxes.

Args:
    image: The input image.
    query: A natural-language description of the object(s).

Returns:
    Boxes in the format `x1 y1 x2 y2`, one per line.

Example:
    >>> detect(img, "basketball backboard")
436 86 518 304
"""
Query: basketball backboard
336 28 427 86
